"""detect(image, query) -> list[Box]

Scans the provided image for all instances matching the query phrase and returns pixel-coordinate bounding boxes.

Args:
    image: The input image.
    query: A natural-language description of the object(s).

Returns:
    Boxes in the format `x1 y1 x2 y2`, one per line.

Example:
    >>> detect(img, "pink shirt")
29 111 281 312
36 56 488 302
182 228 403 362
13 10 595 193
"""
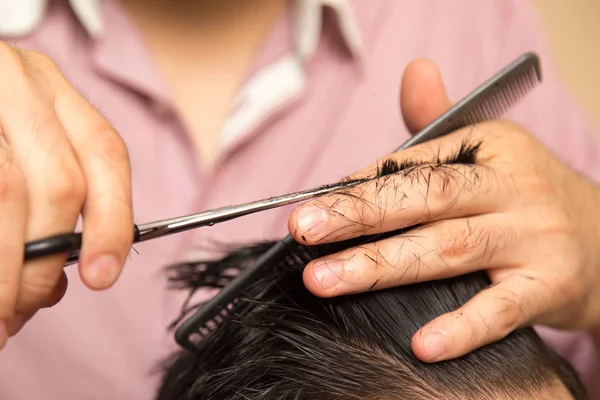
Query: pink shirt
1 0 599 398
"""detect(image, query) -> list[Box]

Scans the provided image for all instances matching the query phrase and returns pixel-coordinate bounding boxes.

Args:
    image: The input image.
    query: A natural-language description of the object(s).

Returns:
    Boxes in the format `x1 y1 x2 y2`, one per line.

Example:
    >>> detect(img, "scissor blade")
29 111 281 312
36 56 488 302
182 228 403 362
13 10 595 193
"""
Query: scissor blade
136 179 364 242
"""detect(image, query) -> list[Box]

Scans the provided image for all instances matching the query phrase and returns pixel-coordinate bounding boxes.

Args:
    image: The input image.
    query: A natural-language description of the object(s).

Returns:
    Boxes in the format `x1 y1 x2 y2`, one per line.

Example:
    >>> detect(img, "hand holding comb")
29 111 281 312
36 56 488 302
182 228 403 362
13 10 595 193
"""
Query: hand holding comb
173 52 543 351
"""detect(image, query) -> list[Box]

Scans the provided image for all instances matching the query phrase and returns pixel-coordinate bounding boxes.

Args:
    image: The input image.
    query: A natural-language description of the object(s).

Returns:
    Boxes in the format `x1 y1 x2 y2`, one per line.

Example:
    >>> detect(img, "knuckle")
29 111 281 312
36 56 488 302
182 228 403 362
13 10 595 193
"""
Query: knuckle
553 273 581 306
47 163 87 205
490 120 531 147
534 271 584 328
498 120 525 138
11 48 61 79
460 314 482 346
532 206 575 238
493 292 524 335
360 242 386 270
389 239 429 282
95 127 131 166
27 50 59 72
436 219 486 259
18 274 61 311
518 171 555 199
422 165 475 206
0 45 61 101
0 42 26 73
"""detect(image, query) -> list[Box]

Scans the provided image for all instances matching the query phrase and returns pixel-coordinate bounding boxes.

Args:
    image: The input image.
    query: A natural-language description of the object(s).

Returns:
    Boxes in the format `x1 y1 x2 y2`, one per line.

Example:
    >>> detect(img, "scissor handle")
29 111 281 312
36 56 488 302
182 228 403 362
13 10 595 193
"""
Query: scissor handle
24 233 83 261
23 225 141 264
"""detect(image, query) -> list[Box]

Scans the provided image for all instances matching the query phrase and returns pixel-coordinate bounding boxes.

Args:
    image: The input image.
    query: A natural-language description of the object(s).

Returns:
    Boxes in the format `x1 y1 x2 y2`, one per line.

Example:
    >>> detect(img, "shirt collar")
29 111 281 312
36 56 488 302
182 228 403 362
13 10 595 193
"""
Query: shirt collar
0 0 102 37
0 0 363 61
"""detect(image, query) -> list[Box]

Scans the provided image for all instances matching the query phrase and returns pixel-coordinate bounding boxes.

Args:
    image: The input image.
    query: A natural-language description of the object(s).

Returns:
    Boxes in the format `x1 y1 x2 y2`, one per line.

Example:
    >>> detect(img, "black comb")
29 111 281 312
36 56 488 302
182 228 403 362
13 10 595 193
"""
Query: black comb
174 52 543 351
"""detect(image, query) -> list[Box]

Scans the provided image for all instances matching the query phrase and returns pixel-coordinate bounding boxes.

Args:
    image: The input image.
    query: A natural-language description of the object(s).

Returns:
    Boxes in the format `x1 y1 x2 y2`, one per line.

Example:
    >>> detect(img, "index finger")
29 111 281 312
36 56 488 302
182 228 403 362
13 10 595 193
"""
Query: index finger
289 131 508 245
53 86 133 290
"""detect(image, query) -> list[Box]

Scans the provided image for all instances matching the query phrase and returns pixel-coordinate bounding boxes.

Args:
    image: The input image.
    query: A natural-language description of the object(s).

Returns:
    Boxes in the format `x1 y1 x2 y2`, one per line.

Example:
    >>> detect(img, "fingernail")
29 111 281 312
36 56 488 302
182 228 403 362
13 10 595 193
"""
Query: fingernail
295 205 329 241
424 332 447 361
313 261 343 290
87 254 120 288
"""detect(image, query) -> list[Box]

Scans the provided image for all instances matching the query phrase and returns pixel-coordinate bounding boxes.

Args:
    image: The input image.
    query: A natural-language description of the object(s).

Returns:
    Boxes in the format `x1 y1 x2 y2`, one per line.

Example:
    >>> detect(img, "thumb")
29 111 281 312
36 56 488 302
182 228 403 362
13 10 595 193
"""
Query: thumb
400 59 453 135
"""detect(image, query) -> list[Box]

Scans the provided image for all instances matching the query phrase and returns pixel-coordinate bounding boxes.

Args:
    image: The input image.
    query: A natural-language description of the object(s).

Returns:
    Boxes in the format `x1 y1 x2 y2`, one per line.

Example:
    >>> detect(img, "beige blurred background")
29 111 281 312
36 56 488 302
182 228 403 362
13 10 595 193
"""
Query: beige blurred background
533 0 600 136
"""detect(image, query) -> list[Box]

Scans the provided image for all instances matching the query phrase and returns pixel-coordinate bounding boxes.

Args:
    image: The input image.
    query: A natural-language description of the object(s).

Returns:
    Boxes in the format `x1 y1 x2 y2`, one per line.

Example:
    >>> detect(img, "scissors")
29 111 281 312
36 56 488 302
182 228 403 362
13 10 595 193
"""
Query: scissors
23 52 542 268
23 179 364 267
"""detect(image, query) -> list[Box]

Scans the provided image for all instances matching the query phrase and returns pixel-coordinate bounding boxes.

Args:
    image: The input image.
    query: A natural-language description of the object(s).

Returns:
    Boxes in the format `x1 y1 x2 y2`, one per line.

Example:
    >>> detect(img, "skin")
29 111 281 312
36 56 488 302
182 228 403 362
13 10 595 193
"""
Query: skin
289 60 600 371
0 0 284 349
0 44 133 347
1 3 600 395
120 0 285 169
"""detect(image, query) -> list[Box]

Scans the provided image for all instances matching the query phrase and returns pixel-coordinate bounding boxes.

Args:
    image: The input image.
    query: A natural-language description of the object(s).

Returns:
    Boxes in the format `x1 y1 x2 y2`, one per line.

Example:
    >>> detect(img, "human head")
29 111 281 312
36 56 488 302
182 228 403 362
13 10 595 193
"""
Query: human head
156 140 588 400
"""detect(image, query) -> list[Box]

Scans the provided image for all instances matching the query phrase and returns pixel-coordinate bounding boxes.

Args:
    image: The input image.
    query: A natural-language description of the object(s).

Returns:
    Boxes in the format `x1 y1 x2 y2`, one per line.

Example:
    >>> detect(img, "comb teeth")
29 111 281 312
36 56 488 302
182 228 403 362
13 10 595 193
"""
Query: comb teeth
453 64 540 131
174 52 544 352
191 312 222 339
399 52 542 151
182 298 239 346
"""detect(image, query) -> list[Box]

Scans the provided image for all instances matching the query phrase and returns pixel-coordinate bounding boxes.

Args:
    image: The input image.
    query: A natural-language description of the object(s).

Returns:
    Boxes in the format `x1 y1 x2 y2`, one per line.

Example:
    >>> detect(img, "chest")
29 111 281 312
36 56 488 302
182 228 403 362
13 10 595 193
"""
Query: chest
145 41 262 170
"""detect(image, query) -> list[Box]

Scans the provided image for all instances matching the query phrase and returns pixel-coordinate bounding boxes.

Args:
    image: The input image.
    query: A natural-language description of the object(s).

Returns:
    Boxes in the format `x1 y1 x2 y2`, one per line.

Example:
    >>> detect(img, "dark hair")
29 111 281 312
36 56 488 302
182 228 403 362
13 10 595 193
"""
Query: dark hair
157 141 588 400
